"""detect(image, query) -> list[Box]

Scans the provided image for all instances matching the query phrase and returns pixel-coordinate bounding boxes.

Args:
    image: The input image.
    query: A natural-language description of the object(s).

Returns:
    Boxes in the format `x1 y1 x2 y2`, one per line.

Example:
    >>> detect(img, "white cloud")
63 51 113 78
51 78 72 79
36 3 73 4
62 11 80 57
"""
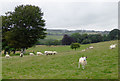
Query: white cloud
0 0 118 31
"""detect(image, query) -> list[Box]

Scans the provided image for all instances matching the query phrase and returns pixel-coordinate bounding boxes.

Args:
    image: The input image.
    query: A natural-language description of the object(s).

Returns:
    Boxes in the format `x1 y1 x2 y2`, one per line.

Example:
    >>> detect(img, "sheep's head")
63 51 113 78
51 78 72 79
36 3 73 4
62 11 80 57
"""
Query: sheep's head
82 57 87 61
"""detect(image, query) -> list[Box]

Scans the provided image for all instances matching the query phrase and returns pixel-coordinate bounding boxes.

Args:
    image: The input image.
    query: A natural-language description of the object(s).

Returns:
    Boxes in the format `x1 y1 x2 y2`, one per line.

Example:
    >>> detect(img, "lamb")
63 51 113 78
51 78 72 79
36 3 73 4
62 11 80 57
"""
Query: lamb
5 54 10 58
78 57 87 69
29 53 34 56
37 52 43 56
20 53 24 57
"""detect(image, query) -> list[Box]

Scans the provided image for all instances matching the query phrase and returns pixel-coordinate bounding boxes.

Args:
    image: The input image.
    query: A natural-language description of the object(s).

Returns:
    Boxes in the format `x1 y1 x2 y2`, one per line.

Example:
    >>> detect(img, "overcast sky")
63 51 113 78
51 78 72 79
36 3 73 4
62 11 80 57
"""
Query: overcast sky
0 0 119 31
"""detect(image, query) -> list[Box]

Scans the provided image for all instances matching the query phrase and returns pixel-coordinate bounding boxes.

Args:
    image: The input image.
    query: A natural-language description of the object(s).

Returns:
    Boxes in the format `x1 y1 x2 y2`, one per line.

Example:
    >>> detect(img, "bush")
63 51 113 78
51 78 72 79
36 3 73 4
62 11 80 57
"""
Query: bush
70 43 80 50
81 39 91 44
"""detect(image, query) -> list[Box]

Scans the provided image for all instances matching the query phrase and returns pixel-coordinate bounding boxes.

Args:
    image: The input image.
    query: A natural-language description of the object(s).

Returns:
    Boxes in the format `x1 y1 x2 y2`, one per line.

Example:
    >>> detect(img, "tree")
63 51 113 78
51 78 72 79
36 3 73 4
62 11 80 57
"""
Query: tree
62 34 75 45
71 33 89 43
88 34 103 43
108 29 120 40
2 5 46 53
2 13 14 54
70 43 80 50
102 34 110 41
71 33 81 43
45 39 55 46
53 40 61 46
81 39 91 44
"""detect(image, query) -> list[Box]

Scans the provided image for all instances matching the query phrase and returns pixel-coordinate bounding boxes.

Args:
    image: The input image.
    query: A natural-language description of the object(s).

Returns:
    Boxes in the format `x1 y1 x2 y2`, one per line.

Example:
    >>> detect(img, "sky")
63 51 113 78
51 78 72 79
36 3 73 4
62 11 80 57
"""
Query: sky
0 0 119 31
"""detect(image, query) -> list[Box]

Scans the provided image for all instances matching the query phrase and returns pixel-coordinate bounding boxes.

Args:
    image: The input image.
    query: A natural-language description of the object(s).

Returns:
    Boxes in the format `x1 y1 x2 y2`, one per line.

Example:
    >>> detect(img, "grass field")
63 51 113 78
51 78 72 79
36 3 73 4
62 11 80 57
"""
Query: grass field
2 40 118 79
45 35 63 40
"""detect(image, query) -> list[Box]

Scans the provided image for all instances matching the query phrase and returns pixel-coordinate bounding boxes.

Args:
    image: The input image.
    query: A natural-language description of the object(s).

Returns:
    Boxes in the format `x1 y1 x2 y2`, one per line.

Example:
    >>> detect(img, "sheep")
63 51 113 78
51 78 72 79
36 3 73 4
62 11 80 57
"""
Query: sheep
110 44 117 49
29 53 34 56
5 54 10 58
109 45 113 49
45 51 53 55
78 57 87 69
81 49 85 52
52 51 57 55
44 51 49 55
44 51 57 55
20 53 24 57
37 52 43 56
89 46 93 49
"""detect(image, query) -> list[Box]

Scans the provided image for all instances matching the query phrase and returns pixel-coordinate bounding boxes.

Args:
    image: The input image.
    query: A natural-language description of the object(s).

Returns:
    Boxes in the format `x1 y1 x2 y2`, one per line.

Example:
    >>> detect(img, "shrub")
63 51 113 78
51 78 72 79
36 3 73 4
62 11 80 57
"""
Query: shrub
70 43 80 50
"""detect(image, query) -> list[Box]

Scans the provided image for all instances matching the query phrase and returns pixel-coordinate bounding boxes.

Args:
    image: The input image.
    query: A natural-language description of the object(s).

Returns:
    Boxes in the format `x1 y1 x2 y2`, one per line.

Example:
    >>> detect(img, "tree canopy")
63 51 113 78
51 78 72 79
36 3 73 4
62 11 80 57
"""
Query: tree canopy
2 5 46 53
62 34 75 45
70 43 80 50
108 29 120 40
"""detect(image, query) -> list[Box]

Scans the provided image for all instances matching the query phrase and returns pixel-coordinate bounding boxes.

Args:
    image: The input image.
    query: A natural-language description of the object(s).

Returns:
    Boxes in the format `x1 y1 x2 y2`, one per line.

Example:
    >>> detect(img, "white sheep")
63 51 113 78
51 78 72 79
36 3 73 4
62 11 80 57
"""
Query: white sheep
20 53 24 57
52 51 57 55
46 51 53 55
82 49 85 52
44 51 57 55
37 52 43 56
29 53 34 56
110 44 117 49
5 54 10 58
78 57 87 69
89 46 93 49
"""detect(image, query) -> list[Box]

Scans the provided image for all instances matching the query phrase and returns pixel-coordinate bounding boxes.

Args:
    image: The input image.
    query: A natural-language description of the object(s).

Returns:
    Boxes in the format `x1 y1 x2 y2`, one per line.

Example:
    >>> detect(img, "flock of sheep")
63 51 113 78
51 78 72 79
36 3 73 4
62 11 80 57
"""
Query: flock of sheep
4 43 117 69
5 51 58 58
78 44 117 69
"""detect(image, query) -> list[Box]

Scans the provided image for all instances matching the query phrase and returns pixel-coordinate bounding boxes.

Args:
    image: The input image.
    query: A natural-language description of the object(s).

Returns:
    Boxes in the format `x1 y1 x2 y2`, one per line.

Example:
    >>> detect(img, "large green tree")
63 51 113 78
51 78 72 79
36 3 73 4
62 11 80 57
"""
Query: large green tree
2 13 14 54
70 43 80 50
2 5 46 53
62 34 75 45
108 29 120 40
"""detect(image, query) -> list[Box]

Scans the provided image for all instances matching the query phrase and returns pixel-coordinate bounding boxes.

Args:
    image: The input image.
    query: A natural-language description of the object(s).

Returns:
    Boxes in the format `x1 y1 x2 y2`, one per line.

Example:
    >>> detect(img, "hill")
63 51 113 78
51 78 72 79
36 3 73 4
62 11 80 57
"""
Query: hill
2 40 118 79
43 29 110 40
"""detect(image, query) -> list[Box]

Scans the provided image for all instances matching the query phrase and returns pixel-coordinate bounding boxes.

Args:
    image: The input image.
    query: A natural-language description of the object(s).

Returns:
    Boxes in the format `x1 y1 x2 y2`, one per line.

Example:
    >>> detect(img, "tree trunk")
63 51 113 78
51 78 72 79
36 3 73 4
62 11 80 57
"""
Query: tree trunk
4 50 7 55
23 48 26 54
13 50 16 54
8 51 10 55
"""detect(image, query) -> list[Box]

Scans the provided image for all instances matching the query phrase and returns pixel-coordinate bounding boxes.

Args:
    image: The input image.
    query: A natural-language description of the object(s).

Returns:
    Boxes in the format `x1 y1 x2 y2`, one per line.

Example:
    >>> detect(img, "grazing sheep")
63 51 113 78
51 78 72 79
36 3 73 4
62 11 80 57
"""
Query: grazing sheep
46 51 53 55
82 49 85 52
37 52 43 56
20 53 24 57
110 44 117 49
44 51 49 55
89 46 93 49
78 57 87 69
5 54 10 58
52 51 57 55
44 51 57 55
29 53 34 56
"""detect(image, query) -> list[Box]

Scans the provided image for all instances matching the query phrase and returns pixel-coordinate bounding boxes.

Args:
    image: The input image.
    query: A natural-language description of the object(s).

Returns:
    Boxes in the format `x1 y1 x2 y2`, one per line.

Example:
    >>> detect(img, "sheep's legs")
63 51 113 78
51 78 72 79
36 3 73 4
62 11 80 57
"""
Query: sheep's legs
82 66 84 69
78 62 80 68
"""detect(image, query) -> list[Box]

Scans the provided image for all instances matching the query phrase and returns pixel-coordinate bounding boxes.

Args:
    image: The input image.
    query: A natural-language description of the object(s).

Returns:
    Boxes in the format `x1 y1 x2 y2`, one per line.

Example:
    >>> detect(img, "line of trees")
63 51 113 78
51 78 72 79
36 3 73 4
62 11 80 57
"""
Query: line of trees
37 28 120 46
61 29 120 45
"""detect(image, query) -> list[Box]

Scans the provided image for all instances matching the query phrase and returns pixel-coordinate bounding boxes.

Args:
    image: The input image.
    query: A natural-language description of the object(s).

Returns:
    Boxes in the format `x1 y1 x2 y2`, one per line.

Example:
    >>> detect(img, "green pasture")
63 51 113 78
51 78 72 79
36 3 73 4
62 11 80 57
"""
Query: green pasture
2 40 118 79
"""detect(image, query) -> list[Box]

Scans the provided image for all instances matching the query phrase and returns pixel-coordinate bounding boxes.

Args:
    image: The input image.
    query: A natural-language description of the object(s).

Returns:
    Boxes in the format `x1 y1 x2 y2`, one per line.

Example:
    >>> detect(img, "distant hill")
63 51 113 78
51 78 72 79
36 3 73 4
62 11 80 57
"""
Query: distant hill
46 29 110 36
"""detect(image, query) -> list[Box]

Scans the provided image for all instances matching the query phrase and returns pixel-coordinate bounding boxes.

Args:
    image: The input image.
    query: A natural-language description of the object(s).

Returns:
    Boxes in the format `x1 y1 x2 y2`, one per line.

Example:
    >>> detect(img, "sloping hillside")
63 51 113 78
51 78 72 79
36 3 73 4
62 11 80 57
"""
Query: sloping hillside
2 40 118 79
